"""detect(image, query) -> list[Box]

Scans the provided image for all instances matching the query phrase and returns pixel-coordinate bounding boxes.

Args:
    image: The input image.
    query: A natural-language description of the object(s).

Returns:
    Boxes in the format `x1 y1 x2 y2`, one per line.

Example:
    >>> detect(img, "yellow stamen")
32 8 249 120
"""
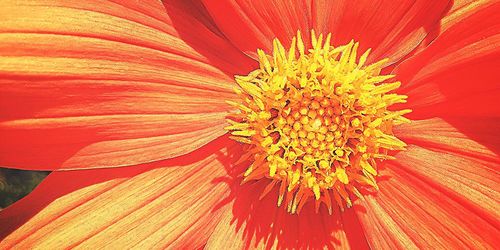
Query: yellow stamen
227 30 410 214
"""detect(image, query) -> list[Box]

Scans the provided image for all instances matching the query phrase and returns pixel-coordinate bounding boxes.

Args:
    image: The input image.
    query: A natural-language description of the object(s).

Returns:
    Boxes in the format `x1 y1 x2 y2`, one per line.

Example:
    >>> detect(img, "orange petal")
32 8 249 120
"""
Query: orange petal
205 203 247 249
392 145 500 228
1 113 227 170
0 1 255 170
357 166 500 249
0 137 239 248
395 2 500 119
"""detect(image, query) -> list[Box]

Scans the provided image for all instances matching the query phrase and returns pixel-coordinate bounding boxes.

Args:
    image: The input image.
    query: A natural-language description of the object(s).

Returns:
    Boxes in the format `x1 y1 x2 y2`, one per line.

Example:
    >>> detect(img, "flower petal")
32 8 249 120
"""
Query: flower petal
404 0 498 56
392 145 500 228
205 178 370 249
201 0 313 57
1 113 227 170
357 165 499 249
395 118 499 160
0 137 239 248
395 2 500 119
0 1 254 170
313 0 450 64
202 0 450 64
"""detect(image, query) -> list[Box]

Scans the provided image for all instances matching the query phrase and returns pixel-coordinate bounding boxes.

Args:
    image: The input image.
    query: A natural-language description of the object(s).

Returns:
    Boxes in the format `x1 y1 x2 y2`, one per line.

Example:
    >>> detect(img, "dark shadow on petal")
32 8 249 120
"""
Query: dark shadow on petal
210 145 394 249
392 2 500 156
162 0 257 77
398 50 499 155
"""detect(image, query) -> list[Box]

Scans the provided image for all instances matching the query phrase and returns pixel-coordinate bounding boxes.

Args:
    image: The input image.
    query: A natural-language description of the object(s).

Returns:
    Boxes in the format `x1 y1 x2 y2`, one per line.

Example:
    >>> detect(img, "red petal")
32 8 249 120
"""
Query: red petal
202 0 450 64
0 137 239 248
395 118 500 160
395 2 500 119
400 0 498 57
357 165 499 249
0 1 254 170
202 0 313 57
313 0 450 64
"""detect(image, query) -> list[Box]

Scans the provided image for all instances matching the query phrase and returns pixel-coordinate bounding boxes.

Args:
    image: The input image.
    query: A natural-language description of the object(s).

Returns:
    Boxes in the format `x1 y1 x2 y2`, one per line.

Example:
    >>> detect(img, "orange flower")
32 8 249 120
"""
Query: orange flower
0 0 499 249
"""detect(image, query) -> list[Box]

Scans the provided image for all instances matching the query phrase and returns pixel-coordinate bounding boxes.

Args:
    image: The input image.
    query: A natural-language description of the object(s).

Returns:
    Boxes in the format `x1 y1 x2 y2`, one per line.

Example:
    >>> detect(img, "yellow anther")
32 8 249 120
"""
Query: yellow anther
336 168 349 184
282 125 292 134
317 133 326 141
361 160 377 176
311 118 322 130
324 117 332 126
269 163 278 177
303 154 314 163
261 136 273 147
313 184 321 200
277 117 286 126
330 124 338 131
308 110 318 119
319 160 329 169
311 100 321 109
298 130 307 138
334 130 342 138
232 130 256 137
300 116 309 125
326 132 335 142
305 147 314 154
334 149 344 157
326 107 335 116
293 122 302 131
351 118 361 127
325 175 333 183
259 111 271 120
307 132 315 140
319 126 328 134
311 139 320 148
320 99 330 106
313 150 322 158
290 170 300 190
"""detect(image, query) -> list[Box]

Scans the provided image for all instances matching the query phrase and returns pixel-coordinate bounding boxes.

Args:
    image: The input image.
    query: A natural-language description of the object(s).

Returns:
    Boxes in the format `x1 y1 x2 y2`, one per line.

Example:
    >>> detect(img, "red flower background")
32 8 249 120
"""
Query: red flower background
0 0 499 249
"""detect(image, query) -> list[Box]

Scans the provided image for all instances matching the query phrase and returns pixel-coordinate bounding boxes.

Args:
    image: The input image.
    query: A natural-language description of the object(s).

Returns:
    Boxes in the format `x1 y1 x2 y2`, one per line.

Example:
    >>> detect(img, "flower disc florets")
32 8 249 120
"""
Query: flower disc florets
226 31 411 214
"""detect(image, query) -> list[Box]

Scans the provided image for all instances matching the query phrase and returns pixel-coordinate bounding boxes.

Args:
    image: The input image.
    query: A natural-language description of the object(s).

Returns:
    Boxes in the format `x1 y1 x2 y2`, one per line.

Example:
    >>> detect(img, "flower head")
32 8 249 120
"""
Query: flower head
228 31 410 213
0 1 499 249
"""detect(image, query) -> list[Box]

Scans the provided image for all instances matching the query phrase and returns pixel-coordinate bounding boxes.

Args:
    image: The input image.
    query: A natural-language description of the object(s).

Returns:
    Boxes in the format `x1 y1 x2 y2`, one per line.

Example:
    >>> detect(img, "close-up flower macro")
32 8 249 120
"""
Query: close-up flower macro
0 0 499 249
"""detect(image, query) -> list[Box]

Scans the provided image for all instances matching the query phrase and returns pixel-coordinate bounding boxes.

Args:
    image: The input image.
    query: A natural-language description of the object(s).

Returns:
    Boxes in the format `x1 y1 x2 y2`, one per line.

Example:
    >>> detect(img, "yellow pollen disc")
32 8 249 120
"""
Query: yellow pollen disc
226 30 411 214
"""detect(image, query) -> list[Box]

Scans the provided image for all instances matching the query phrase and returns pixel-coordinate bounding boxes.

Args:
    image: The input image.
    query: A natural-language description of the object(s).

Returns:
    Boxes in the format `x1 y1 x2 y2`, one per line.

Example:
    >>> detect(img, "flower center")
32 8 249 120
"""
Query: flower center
226 31 411 214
